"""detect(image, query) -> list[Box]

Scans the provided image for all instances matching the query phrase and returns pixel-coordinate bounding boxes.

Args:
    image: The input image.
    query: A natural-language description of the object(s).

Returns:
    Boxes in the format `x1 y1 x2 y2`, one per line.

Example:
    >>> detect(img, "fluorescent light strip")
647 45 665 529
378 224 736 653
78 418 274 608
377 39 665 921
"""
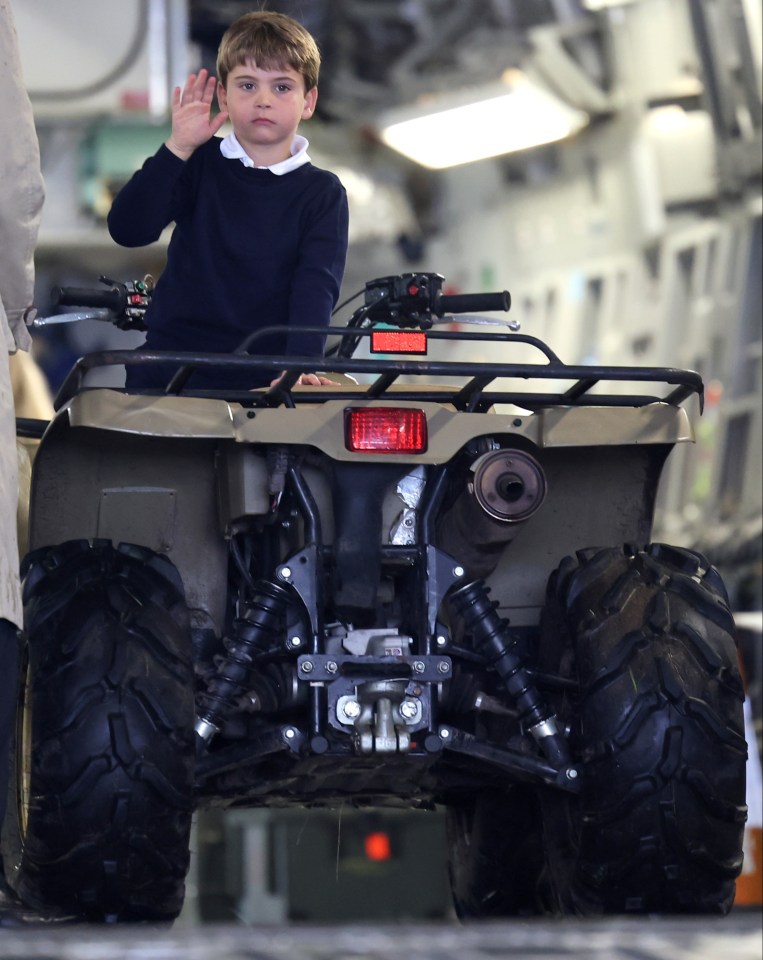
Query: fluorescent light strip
379 78 589 169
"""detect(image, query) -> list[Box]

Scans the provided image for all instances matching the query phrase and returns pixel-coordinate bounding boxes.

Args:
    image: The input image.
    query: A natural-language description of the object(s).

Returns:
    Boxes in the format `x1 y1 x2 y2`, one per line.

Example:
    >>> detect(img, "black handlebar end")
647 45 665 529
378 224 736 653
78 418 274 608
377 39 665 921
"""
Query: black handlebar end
51 284 126 313
437 290 511 316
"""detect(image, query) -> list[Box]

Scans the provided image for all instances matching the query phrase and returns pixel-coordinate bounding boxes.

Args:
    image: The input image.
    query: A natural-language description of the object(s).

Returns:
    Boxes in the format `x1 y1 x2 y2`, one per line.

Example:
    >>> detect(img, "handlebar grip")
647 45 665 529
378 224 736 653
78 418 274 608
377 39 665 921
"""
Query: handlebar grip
437 290 511 315
51 285 125 313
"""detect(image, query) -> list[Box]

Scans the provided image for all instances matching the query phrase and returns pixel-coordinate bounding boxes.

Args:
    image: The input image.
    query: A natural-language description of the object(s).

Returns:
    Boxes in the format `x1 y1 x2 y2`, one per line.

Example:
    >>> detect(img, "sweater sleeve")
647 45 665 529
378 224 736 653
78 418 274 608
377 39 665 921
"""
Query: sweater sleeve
286 175 349 357
107 144 191 248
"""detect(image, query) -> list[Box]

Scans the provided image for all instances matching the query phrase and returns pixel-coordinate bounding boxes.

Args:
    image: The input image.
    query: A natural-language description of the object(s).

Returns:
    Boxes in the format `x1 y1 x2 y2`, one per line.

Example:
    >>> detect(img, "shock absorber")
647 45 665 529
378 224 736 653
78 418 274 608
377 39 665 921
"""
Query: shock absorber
448 579 570 766
195 580 292 746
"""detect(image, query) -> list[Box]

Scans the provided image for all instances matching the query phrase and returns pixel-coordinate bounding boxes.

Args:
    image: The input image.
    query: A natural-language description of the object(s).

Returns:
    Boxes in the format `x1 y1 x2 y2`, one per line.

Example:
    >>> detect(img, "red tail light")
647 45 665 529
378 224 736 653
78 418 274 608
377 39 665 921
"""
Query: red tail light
371 330 428 354
364 831 393 862
345 407 428 453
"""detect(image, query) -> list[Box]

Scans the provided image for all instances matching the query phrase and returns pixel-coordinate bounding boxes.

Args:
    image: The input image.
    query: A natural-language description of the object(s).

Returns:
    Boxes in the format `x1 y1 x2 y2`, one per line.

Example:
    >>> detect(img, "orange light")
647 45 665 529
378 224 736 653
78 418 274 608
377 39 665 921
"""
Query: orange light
345 407 428 453
364 831 392 862
371 330 428 354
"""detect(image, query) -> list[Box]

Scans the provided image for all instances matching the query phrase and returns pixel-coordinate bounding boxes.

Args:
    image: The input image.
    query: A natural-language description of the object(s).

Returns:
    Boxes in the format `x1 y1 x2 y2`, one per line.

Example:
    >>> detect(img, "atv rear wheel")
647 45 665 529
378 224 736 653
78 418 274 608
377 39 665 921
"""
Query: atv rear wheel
539 542 747 914
2 540 196 922
446 786 548 917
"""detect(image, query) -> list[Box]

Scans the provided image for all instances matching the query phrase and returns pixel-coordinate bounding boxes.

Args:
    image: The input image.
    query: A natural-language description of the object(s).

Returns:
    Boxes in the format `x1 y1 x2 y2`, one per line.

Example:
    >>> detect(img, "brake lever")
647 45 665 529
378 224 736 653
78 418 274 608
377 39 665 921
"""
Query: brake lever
435 314 522 332
31 311 105 327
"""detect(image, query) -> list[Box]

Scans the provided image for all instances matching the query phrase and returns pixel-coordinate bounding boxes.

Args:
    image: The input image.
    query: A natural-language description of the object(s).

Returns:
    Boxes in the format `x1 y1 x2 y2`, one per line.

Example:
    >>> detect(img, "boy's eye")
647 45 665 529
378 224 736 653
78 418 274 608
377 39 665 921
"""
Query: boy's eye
239 82 255 91
275 84 292 93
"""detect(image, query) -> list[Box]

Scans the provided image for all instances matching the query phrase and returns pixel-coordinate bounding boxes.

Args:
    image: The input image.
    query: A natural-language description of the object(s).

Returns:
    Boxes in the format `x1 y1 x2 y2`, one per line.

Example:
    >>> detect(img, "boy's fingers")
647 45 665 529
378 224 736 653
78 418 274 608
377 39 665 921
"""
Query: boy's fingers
202 75 218 102
210 110 229 134
181 72 197 99
292 374 340 386
193 68 210 98
269 372 340 388
183 69 207 102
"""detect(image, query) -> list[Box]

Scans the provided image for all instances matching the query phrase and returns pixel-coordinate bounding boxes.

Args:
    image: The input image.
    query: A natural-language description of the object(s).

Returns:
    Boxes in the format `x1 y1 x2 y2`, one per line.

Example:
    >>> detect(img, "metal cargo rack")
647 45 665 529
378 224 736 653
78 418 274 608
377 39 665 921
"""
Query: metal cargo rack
46 325 704 415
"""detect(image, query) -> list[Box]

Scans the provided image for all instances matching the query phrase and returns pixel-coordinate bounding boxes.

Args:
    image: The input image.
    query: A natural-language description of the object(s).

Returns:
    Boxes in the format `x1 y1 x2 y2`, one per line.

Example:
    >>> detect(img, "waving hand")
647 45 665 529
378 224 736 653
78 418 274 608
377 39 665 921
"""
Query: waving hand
165 69 229 160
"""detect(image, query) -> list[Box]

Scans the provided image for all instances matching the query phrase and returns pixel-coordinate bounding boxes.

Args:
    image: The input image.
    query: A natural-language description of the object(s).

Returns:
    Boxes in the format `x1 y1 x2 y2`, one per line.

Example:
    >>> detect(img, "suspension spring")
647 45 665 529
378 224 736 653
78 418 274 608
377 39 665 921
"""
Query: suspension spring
448 579 569 766
195 579 292 745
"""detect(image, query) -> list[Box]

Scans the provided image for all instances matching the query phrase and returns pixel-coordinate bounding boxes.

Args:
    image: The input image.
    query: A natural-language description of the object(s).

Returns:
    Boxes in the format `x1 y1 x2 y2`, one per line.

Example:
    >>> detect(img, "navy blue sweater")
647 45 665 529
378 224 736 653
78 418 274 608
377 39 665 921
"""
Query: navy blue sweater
107 139 349 389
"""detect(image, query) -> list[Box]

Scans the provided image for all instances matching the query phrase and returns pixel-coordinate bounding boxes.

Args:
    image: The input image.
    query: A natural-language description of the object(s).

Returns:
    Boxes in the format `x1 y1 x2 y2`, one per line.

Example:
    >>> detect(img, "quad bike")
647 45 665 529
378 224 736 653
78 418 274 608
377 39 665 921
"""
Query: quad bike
4 271 747 922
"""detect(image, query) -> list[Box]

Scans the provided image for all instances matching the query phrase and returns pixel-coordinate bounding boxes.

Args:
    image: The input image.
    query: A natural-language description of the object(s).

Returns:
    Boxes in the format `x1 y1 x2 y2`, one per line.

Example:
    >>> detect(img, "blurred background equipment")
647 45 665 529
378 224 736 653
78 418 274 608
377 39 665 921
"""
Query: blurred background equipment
193 807 449 924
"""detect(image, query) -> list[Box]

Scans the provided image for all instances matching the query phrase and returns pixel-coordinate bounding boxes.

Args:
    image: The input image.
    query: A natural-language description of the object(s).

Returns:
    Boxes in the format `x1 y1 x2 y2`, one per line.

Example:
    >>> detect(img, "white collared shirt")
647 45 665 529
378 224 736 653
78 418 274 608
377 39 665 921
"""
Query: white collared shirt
219 132 311 174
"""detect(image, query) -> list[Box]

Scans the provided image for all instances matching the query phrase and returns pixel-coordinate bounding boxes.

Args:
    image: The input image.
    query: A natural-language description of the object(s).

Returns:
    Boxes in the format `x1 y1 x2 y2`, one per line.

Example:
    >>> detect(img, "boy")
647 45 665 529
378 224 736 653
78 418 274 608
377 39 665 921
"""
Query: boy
107 11 349 391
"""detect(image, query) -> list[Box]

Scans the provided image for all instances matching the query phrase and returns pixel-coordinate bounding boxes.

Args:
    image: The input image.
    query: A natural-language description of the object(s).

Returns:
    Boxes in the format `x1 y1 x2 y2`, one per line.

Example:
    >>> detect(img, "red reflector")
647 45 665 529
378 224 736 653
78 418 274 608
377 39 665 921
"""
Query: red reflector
371 330 428 354
364 832 392 862
345 407 428 453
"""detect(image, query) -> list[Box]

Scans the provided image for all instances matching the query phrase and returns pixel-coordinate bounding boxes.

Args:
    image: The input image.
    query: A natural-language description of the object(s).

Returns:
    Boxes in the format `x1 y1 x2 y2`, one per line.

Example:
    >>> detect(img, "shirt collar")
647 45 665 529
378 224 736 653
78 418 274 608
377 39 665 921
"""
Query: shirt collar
219 132 311 174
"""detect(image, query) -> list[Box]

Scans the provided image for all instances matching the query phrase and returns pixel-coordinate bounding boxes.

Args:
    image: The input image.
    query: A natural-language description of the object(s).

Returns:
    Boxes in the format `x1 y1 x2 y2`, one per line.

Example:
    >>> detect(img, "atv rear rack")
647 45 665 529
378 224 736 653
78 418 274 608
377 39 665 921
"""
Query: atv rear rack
52 325 704 414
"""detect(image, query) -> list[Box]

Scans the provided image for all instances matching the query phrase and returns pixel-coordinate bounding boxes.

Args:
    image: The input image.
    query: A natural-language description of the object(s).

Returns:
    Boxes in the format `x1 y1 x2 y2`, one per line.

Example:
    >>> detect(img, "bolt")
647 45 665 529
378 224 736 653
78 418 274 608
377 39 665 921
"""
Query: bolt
399 700 418 720
289 636 302 648
413 660 425 673
279 566 292 581
437 660 450 674
343 699 361 720
326 660 338 674
453 565 465 578
301 660 314 674
284 727 296 740
436 635 447 647
440 727 451 739
566 767 579 780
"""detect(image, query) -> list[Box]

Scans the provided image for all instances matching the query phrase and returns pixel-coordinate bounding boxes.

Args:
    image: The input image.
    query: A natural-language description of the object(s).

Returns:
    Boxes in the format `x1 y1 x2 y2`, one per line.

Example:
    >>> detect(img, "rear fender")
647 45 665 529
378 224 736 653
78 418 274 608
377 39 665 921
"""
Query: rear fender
28 412 228 636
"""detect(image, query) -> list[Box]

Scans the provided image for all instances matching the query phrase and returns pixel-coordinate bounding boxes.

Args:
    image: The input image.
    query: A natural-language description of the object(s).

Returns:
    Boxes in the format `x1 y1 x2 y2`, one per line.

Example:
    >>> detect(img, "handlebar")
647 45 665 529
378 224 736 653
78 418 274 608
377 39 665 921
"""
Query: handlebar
362 273 510 330
52 285 126 313
37 272 511 353
331 273 512 357
438 290 511 315
40 276 153 331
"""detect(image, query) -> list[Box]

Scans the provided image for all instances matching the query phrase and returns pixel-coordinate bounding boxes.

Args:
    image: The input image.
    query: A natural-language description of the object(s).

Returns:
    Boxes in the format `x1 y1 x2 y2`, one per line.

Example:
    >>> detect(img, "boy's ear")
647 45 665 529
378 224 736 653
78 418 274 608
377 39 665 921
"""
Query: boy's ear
217 81 228 111
302 86 318 119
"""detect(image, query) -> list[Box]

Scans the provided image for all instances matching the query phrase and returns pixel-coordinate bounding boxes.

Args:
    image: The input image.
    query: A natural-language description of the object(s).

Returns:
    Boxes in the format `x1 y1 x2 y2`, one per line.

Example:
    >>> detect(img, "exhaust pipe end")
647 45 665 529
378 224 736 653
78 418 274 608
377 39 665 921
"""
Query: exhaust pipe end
472 449 547 523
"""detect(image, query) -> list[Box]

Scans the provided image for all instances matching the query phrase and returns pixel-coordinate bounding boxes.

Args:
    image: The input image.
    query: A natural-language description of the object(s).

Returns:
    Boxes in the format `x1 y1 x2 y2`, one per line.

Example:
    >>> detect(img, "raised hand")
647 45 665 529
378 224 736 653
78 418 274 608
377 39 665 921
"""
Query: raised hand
165 69 229 160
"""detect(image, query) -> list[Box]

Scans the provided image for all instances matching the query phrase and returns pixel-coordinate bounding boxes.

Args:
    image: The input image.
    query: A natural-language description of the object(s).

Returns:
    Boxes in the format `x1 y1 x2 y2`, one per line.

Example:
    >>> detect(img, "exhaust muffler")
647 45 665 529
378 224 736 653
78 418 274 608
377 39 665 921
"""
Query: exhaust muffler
436 449 547 579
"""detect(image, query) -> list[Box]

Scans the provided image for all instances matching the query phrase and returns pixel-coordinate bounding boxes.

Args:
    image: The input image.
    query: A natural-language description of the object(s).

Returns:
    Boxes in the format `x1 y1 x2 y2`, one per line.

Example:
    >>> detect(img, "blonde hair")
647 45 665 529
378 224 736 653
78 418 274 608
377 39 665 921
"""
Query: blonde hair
216 11 320 90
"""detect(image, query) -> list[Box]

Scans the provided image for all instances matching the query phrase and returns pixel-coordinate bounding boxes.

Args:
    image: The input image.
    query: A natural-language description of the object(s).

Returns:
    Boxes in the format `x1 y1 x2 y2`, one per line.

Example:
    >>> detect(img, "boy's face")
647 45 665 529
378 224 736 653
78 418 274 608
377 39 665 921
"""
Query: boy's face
218 61 317 164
